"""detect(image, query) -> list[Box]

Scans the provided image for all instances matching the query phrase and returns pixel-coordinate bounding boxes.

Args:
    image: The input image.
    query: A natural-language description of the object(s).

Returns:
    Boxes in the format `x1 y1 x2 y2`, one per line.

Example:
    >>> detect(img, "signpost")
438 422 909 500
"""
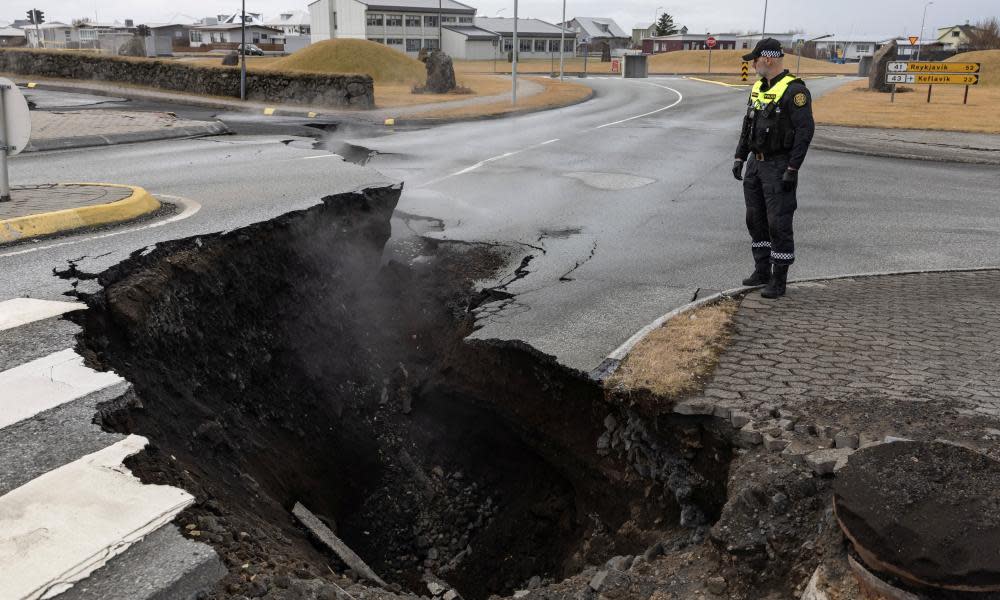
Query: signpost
706 36 716 74
0 78 32 202
740 61 749 82
886 61 982 104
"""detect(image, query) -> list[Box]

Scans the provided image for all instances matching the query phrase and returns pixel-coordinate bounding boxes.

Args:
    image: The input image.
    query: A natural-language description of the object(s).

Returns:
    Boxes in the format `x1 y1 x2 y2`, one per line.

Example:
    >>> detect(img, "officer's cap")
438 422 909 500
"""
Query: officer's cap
742 37 784 61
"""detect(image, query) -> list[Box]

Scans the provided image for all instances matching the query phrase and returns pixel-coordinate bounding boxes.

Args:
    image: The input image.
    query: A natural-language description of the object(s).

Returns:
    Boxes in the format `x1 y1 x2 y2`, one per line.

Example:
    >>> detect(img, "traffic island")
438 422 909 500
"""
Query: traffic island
0 183 161 243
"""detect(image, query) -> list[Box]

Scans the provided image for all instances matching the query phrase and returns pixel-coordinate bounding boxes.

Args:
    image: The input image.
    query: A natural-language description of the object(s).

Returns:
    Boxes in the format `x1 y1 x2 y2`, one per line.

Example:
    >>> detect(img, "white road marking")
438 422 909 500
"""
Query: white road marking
0 435 194 600
301 153 345 160
417 82 683 187
0 194 201 259
0 348 123 430
0 298 85 331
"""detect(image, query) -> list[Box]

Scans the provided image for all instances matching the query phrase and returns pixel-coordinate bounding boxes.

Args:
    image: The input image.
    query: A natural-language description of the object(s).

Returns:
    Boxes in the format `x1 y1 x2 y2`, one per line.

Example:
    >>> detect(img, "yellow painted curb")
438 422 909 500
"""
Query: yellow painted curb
0 183 161 243
686 76 751 88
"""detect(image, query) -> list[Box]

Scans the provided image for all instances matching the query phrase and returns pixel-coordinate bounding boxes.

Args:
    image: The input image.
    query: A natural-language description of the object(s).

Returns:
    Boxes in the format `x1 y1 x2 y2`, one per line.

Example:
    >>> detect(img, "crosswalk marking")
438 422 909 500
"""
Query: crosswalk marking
0 435 195 600
0 298 85 332
0 348 123 430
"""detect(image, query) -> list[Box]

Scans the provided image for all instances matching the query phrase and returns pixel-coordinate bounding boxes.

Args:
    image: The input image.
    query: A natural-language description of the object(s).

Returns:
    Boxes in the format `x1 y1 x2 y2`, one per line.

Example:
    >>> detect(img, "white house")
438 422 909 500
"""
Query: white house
24 20 136 51
473 17 574 58
309 0 476 56
0 25 26 47
559 17 629 54
441 24 502 60
264 10 312 52
188 23 282 47
806 36 890 61
735 32 795 51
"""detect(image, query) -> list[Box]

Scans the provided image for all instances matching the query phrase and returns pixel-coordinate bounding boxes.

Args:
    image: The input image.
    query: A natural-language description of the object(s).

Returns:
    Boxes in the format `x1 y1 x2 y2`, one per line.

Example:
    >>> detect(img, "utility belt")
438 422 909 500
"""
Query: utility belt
751 151 788 162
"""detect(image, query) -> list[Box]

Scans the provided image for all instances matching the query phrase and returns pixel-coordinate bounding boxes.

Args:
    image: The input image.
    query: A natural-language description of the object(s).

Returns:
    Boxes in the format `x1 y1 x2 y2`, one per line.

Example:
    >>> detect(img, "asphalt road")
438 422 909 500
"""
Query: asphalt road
5 77 1000 372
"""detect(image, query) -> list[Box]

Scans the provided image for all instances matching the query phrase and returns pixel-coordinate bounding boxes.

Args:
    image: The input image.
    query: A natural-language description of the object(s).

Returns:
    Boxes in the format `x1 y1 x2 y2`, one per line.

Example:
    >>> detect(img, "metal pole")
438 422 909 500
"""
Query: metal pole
240 0 247 101
708 46 712 73
438 0 442 48
34 11 44 49
0 85 10 202
761 0 768 38
582 43 588 76
964 84 969 105
927 84 932 103
796 44 802 74
559 0 565 81
916 1 932 61
891 82 896 103
512 0 518 105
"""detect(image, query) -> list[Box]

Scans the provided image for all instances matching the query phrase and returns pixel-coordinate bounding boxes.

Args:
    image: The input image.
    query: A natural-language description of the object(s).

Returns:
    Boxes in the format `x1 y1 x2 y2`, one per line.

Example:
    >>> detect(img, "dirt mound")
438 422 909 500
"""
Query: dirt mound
273 39 426 83
648 49 855 74
948 49 1000 86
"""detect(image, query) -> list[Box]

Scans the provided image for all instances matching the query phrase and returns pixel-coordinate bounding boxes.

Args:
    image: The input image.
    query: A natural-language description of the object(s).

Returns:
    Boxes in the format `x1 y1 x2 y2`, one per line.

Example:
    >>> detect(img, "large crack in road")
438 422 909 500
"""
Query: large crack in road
61 185 736 600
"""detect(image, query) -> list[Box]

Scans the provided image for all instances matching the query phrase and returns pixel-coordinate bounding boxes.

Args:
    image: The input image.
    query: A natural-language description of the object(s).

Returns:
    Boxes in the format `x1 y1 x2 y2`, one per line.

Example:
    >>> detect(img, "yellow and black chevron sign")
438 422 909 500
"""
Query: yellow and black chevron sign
741 62 749 82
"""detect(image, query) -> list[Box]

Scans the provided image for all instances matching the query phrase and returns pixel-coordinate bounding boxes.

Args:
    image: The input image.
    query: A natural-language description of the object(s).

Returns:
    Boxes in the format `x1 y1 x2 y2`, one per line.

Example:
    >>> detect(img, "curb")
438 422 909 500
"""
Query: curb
590 265 1000 381
24 121 230 153
810 139 1000 166
393 87 596 126
0 183 161 243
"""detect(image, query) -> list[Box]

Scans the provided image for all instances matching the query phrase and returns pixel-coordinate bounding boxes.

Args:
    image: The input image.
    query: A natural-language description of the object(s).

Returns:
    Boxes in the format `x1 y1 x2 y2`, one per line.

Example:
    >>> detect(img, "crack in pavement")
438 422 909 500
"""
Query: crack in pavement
559 241 598 282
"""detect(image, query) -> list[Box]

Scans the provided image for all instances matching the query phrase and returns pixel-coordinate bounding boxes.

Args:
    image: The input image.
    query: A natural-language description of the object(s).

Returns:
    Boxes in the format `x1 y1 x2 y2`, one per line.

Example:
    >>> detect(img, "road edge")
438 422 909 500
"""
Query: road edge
0 184 161 243
591 266 1000 381
25 121 230 153
392 85 596 126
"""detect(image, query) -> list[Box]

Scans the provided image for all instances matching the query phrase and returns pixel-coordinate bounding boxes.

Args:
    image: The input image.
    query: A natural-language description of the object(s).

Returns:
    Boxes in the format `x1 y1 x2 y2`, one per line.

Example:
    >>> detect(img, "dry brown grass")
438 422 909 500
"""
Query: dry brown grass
813 78 1000 133
403 76 591 120
608 299 739 398
375 73 510 108
271 39 425 83
947 49 1000 87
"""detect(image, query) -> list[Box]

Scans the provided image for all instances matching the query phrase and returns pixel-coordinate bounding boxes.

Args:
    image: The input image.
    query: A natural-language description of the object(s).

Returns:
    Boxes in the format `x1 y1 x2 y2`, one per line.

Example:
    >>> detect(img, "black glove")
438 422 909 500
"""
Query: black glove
732 159 744 181
782 168 798 192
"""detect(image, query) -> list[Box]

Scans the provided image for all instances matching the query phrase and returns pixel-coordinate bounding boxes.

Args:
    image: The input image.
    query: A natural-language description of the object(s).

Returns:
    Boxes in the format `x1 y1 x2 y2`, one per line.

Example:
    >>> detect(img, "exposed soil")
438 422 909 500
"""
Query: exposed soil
68 186 743 600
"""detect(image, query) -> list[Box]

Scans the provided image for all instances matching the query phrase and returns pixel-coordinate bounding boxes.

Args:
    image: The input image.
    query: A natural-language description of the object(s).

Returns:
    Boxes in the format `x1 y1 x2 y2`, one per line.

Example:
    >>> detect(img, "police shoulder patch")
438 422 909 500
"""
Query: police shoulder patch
793 92 808 107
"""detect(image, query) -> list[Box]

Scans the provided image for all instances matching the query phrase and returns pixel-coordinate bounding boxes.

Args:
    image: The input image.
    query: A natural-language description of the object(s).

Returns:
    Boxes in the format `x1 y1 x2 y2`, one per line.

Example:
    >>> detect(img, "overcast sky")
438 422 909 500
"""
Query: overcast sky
5 0 997 39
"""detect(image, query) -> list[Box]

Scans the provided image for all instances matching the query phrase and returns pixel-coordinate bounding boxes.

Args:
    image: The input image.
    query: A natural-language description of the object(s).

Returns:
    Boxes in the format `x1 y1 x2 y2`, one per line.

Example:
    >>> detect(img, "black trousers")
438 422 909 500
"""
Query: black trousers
743 155 797 269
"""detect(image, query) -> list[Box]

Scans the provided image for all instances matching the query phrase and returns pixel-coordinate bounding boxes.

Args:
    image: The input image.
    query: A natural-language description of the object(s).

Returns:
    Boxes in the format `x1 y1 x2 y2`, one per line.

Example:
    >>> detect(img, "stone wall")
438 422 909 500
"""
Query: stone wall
0 49 374 108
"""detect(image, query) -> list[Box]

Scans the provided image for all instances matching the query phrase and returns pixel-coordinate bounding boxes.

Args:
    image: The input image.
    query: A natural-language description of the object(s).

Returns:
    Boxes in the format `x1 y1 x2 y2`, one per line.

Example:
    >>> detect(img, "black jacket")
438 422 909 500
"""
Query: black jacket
735 70 815 170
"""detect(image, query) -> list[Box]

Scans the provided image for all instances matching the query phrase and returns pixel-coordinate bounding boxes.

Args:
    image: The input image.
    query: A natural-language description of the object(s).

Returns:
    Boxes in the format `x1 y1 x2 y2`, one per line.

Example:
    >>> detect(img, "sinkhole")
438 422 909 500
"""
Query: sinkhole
69 185 733 600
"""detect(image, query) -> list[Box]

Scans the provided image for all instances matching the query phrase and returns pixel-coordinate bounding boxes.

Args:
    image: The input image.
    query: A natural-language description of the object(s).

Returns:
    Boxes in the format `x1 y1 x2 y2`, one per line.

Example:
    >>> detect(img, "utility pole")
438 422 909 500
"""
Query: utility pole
916 1 933 61
654 6 662 34
0 83 9 202
559 0 566 81
512 0 518 105
761 0 768 39
240 0 247 101
438 0 442 48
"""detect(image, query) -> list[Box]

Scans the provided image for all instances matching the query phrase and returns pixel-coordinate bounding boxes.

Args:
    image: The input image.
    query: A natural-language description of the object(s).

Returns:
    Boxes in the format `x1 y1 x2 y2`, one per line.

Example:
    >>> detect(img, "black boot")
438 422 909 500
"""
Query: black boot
742 265 771 286
761 265 788 299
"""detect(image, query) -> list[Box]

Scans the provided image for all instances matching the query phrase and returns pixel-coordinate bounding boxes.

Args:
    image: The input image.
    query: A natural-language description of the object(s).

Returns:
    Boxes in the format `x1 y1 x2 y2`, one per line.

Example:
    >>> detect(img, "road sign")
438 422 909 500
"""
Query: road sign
706 36 717 49
740 61 749 82
908 35 919 45
888 61 981 73
886 73 979 85
611 58 621 74
0 77 32 201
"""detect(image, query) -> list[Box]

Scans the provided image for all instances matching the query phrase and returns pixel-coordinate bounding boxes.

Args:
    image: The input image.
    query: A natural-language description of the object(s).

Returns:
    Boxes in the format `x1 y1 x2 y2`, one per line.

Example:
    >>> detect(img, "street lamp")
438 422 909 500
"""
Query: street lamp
240 0 246 101
796 33 833 74
916 1 933 61
512 0 518 105
559 0 566 81
654 6 662 34
760 0 768 38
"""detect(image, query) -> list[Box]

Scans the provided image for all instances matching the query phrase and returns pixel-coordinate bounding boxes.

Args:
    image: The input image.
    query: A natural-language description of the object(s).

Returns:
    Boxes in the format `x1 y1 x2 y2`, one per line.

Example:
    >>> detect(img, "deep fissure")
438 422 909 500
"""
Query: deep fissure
68 185 734 600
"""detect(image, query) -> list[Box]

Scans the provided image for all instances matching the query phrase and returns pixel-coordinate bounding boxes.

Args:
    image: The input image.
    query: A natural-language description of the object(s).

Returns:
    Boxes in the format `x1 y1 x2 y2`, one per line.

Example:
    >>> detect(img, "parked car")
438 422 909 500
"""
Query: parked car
237 44 264 56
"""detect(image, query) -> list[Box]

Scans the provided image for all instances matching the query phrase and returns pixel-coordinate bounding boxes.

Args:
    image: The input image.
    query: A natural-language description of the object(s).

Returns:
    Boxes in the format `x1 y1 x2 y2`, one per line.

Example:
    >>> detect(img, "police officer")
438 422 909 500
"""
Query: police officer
732 38 815 299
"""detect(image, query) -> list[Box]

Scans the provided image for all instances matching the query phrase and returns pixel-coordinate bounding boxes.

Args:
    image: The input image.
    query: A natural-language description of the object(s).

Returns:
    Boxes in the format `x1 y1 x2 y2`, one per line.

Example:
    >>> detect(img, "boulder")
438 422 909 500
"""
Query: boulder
868 39 897 92
222 51 240 66
424 49 456 93
117 36 147 57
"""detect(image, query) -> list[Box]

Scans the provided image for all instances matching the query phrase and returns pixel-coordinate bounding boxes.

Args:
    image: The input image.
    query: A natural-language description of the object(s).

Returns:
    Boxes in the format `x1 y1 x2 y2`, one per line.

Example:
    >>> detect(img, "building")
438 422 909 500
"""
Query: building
441 24 502 60
895 38 947 58
309 0 476 55
148 23 194 54
936 24 977 52
807 36 889 62
735 32 794 50
24 20 136 51
188 23 282 48
0 25 26 47
642 31 737 54
264 10 312 52
474 17 574 59
559 17 629 55
631 23 655 46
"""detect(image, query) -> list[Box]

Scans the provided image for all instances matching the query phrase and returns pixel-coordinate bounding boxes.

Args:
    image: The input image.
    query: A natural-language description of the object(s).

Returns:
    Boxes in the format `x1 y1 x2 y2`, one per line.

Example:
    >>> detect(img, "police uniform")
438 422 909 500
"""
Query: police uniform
733 39 815 298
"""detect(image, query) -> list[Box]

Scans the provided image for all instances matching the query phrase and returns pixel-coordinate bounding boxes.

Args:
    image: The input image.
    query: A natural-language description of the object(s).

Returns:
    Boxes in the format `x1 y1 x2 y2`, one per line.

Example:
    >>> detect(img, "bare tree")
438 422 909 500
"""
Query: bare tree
966 17 1000 50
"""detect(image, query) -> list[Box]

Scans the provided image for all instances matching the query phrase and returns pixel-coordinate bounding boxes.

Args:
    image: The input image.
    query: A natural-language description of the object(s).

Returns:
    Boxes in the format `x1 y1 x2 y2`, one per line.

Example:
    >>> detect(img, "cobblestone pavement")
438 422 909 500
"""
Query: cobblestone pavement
0 184 131 220
670 270 1000 467
29 110 213 140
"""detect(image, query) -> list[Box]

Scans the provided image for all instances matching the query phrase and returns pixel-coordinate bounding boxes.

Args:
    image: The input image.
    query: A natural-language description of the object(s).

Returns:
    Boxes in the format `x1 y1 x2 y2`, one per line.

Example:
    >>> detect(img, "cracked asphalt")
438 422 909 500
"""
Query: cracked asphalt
3 78 1000 371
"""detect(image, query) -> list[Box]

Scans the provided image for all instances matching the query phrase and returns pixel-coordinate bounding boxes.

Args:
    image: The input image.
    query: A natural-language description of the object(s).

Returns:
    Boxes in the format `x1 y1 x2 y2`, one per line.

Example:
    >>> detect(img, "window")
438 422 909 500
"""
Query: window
952 31 960 37
423 38 439 49
855 44 870 53
386 14 402 27
367 13 383 26
423 16 438 27
503 37 512 51
387 37 403 46
80 29 97 41
564 39 573 51
174 30 183 38
406 38 421 51
458 16 473 24
534 39 546 52
406 15 421 28
212 32 223 43
519 38 531 52
441 16 456 24
333 12 337 29
190 30 203 42
367 37 385 43
64 30 72 41
549 39 561 52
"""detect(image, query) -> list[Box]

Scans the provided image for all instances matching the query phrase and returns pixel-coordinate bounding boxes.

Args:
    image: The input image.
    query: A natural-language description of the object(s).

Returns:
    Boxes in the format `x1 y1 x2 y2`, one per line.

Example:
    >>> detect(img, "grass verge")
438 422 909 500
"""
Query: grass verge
401 76 592 120
813 79 1000 134
607 299 739 398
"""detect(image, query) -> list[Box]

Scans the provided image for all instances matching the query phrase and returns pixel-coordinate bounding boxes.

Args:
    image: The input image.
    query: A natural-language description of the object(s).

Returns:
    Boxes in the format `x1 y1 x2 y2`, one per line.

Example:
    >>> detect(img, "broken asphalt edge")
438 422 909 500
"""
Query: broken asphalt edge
591 265 1000 382
0 183 161 244
24 121 230 153
389 86 596 126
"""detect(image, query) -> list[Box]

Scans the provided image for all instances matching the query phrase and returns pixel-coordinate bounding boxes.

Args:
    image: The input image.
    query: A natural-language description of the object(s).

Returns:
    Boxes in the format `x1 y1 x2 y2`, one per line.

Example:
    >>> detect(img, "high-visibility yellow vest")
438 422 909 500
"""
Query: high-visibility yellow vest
749 74 798 110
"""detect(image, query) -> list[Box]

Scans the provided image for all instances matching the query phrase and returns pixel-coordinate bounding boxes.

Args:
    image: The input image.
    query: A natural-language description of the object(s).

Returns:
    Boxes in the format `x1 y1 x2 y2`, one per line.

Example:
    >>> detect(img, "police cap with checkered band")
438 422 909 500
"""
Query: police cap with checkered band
742 37 784 61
